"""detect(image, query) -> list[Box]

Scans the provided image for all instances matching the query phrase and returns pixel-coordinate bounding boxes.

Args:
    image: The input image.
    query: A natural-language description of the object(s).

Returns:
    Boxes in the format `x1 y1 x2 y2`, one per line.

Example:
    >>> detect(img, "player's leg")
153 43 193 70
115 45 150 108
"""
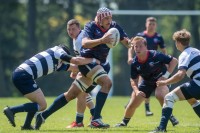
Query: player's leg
187 98 200 117
66 92 87 128
144 98 153 116
115 91 145 127
84 65 111 128
35 81 84 130
3 69 42 129
155 85 179 126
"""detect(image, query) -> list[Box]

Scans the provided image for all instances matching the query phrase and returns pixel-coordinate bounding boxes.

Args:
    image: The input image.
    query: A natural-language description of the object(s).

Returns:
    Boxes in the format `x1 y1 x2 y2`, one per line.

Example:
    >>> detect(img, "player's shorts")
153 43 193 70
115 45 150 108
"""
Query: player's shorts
138 80 157 98
180 80 200 100
12 68 39 95
78 62 110 77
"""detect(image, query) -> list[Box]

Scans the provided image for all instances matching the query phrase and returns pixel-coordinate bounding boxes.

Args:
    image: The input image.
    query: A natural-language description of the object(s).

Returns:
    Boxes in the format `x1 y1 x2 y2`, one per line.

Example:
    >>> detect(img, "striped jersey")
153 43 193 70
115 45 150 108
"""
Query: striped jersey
18 46 70 79
178 46 200 86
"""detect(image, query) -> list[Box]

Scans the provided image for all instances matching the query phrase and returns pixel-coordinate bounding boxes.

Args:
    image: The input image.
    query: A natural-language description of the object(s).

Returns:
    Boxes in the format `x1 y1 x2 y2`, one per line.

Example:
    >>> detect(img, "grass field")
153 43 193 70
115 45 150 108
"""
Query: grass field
0 96 199 133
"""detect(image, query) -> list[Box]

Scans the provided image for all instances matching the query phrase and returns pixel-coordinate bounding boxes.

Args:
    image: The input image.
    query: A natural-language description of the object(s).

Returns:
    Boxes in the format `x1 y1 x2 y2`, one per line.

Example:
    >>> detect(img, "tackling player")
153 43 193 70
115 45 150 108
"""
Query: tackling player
3 44 99 130
150 29 200 132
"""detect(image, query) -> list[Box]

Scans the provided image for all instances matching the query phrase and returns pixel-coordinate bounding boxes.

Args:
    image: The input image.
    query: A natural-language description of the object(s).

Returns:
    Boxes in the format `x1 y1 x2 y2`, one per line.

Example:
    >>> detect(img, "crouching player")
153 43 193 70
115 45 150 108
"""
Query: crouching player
150 29 200 132
115 36 179 127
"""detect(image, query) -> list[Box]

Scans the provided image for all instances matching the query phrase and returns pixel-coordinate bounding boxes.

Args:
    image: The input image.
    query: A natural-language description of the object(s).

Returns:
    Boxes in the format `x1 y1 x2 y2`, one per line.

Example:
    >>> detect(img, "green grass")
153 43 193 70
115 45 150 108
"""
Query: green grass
0 96 199 133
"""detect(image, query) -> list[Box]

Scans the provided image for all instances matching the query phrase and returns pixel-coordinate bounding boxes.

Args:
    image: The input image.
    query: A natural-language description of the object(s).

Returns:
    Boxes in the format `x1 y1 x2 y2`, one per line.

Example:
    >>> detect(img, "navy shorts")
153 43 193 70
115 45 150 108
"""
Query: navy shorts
12 68 39 95
78 62 110 77
180 80 200 100
138 80 157 98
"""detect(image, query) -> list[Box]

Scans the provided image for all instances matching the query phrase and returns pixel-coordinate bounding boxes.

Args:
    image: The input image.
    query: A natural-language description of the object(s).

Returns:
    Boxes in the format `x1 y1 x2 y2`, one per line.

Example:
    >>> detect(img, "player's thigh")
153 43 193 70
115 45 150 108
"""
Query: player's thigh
155 85 169 99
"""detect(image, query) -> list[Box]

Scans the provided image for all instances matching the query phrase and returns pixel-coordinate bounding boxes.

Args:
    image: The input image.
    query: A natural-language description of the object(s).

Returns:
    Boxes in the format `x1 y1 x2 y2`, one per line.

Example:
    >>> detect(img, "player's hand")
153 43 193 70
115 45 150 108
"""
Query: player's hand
127 58 133 65
101 33 113 44
156 80 167 87
136 90 146 98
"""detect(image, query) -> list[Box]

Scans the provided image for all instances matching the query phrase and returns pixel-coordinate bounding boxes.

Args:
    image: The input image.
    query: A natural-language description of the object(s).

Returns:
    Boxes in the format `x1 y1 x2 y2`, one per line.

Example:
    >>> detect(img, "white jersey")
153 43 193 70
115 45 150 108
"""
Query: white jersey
178 47 200 86
73 30 84 56
18 46 70 79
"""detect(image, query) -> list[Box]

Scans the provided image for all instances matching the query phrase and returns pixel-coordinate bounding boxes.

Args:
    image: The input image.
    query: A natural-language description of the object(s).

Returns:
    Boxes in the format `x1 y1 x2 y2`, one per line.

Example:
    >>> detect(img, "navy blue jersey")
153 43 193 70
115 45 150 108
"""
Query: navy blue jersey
18 46 70 79
137 31 165 50
81 21 128 63
131 50 172 83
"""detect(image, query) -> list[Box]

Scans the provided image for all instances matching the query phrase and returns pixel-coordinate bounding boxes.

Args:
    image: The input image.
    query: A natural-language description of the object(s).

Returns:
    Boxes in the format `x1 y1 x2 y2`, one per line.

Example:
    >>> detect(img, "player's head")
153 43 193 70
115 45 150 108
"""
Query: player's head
67 19 81 39
130 36 147 55
173 29 191 50
59 44 71 55
96 7 112 29
145 17 157 32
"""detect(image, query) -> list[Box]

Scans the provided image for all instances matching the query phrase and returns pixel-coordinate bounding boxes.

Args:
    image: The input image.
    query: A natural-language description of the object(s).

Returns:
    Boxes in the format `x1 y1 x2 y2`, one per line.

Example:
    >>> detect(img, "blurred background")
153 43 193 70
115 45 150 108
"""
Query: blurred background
0 0 199 97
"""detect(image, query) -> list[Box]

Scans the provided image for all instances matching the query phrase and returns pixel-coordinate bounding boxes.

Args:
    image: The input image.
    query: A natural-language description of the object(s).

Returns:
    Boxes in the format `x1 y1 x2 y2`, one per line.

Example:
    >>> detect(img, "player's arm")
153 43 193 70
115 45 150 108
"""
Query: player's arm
165 57 178 74
130 78 146 97
127 46 134 65
60 54 100 65
82 33 112 48
160 47 167 54
157 69 186 87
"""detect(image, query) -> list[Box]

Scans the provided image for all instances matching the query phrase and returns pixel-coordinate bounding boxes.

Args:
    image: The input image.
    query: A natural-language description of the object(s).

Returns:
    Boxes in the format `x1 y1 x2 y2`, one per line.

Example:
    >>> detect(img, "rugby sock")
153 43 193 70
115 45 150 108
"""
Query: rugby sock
76 112 84 124
122 118 130 125
158 107 172 130
23 111 36 127
90 108 95 116
42 94 68 119
145 103 150 111
93 91 108 120
192 101 200 117
10 102 38 113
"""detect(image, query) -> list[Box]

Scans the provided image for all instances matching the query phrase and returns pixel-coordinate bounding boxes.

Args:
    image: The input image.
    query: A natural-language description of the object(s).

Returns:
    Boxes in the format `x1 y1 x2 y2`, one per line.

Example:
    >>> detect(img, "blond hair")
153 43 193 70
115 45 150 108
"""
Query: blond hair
173 29 191 46
131 36 147 46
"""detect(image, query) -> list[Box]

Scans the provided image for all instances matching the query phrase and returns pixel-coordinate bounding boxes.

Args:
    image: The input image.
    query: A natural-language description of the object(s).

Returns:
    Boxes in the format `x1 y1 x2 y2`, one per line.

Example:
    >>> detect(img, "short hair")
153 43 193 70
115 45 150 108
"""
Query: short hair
131 36 147 46
173 29 191 46
67 19 80 28
146 17 157 23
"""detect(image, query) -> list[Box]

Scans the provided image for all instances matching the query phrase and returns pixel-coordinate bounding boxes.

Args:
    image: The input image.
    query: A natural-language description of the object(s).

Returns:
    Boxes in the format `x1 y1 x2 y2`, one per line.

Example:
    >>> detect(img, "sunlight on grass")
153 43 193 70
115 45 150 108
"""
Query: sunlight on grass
0 96 199 133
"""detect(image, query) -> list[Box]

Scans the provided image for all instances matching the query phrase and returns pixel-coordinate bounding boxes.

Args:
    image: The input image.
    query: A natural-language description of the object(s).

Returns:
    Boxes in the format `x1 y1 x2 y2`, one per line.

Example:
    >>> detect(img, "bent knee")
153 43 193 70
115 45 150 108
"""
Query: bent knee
38 101 47 111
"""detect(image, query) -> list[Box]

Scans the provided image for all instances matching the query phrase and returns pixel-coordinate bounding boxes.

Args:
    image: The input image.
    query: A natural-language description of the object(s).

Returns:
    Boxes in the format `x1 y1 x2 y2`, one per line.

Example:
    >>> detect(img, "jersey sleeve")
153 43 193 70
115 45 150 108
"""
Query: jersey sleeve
154 51 172 64
83 22 94 39
115 23 128 40
54 46 72 62
178 52 190 70
158 34 165 49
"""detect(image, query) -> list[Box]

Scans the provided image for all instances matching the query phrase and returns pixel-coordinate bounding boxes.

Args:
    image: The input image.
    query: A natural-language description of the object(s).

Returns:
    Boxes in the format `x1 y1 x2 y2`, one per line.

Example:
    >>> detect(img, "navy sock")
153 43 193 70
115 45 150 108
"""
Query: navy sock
193 105 200 117
23 111 36 127
42 94 68 119
122 117 130 125
76 113 84 124
93 91 108 120
145 103 150 111
10 102 38 114
159 107 172 130
90 108 95 116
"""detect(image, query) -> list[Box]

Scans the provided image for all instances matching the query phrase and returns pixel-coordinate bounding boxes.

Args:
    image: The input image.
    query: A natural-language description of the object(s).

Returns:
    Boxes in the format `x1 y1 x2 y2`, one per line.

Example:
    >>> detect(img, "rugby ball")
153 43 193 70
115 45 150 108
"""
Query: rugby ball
106 28 120 48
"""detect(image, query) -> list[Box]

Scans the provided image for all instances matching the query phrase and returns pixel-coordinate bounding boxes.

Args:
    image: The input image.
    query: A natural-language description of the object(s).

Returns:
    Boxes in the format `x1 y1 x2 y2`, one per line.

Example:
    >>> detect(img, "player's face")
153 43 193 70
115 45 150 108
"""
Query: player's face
67 24 81 39
101 16 112 30
133 40 147 56
146 21 156 32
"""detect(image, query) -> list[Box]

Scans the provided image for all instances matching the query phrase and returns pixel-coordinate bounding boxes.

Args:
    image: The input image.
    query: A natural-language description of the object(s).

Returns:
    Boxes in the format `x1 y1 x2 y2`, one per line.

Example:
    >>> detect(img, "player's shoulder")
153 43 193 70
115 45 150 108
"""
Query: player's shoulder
155 32 163 38
136 31 145 37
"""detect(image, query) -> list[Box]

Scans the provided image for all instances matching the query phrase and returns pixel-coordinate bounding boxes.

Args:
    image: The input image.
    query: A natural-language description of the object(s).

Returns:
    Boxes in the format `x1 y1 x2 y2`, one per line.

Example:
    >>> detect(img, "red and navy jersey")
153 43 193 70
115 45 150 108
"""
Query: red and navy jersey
137 31 165 50
81 21 128 63
131 50 172 83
